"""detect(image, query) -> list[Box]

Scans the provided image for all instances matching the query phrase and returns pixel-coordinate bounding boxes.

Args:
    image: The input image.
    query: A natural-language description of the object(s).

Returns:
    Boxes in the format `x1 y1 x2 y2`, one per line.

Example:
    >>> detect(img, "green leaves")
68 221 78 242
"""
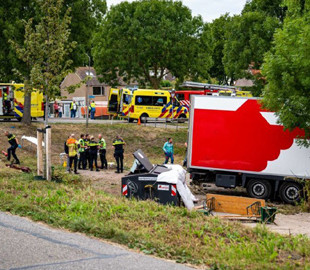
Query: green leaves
93 0 211 89
262 4 310 142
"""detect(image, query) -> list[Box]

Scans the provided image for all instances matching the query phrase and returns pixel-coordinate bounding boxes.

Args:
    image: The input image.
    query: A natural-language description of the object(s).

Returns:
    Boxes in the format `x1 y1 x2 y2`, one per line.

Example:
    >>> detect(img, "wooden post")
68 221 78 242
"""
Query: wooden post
45 127 52 181
37 130 44 176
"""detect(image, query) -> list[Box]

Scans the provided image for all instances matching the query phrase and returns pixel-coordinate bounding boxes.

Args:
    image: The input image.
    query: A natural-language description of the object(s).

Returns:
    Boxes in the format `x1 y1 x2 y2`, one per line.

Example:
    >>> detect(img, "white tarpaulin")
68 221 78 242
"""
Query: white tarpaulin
21 136 45 147
157 164 197 210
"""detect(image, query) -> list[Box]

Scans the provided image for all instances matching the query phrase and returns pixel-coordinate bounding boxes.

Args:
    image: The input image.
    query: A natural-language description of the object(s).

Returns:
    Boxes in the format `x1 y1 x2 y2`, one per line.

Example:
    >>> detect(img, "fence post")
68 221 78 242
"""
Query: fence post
37 130 44 177
45 126 52 181
155 118 157 128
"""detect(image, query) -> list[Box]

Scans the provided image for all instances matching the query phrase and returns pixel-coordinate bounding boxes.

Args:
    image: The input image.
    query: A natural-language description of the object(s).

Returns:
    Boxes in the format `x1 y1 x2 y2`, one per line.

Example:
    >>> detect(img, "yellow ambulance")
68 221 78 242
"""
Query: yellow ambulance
0 83 44 121
127 89 189 122
108 88 132 118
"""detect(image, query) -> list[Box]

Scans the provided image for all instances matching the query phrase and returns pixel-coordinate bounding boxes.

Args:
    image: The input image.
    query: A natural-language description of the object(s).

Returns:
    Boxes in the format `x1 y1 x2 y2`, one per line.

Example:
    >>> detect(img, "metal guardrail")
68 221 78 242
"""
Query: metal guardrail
139 117 188 129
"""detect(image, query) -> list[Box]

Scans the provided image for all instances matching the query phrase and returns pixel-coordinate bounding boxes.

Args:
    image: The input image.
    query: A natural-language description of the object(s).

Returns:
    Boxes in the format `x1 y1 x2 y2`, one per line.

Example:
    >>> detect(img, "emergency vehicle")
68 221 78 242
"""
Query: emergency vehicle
188 95 309 204
108 88 132 117
127 89 189 122
177 81 253 107
0 83 44 121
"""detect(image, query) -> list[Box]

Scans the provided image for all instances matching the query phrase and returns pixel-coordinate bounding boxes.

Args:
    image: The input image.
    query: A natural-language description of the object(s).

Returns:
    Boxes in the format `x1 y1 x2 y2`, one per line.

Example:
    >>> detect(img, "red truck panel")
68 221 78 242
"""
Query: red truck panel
189 96 309 178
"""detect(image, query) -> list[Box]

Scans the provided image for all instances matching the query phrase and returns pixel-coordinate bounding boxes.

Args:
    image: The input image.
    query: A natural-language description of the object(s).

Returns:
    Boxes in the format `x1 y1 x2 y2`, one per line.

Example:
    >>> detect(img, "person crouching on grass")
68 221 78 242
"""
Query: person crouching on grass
163 137 174 164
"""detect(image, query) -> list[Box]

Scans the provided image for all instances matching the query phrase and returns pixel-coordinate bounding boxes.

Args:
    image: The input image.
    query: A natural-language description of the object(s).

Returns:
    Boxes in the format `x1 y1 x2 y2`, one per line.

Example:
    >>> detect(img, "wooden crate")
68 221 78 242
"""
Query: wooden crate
206 194 265 216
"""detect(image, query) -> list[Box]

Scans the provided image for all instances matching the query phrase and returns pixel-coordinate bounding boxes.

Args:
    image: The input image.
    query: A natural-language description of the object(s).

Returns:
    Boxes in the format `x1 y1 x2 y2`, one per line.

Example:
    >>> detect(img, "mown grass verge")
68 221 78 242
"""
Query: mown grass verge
0 169 309 270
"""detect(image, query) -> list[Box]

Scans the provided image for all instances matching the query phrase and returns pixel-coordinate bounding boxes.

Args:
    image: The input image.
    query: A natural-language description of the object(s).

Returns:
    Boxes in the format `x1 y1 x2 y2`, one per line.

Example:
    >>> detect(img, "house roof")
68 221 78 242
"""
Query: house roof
75 67 107 86
234 78 254 87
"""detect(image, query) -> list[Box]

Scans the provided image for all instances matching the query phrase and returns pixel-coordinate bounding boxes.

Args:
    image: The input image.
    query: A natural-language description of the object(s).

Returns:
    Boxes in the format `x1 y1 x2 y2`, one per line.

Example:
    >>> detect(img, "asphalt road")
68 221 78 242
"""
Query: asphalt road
0 212 194 270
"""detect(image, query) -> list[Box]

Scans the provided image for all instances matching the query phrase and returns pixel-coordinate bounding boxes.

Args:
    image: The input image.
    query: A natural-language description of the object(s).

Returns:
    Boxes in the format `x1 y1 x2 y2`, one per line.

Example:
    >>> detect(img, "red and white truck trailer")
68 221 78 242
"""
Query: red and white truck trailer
188 95 310 204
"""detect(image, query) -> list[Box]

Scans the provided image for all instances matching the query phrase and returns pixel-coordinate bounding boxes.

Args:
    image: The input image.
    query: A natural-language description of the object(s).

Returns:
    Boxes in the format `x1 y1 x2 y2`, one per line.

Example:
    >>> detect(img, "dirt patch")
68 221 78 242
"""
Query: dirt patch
79 169 125 196
246 213 310 237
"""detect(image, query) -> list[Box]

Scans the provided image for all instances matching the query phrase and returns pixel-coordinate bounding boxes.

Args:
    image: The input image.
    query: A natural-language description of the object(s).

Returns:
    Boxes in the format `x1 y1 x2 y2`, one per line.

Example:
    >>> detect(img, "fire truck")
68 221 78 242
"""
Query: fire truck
176 81 252 107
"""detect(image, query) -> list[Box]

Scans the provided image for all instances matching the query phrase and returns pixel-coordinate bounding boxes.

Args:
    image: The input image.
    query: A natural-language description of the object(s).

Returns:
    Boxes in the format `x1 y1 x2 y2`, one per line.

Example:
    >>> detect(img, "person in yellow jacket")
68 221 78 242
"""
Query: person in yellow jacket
3 88 10 114
70 101 77 118
66 134 79 174
90 100 96 120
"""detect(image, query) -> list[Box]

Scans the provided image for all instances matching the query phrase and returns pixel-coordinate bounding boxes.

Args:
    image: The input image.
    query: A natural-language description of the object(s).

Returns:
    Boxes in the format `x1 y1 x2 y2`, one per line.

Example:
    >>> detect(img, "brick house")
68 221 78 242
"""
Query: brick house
60 67 124 118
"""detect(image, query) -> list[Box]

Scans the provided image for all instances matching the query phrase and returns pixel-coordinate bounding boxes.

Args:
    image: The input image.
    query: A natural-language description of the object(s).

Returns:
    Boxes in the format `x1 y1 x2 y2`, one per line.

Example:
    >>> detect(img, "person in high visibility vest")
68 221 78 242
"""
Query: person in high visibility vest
84 134 91 169
88 135 100 171
112 135 125 173
3 88 10 113
70 101 77 118
98 134 107 169
4 131 20 164
90 100 96 120
78 134 86 170
66 134 79 174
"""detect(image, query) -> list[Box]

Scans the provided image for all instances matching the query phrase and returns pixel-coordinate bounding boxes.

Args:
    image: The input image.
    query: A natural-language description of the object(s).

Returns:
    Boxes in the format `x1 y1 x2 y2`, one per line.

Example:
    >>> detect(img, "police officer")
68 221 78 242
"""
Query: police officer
84 133 91 169
88 135 100 171
112 135 125 173
78 134 86 170
98 134 107 169
4 131 20 164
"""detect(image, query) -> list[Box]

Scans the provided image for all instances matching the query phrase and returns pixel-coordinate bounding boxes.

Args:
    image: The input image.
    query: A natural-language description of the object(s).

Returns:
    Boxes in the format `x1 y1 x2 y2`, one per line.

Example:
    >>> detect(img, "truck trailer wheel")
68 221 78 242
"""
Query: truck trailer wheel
246 179 272 200
279 182 302 204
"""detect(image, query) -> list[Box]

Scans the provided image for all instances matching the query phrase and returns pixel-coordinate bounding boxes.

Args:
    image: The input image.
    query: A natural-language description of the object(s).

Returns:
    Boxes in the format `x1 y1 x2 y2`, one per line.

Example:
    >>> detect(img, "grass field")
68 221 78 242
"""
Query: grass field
0 170 309 270
0 122 188 168
0 122 309 269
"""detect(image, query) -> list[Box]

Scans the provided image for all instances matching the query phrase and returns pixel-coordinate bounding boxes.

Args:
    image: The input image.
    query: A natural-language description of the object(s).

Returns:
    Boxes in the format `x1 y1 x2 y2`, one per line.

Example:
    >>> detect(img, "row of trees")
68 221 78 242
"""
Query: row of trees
0 0 309 139
0 0 106 123
92 0 310 141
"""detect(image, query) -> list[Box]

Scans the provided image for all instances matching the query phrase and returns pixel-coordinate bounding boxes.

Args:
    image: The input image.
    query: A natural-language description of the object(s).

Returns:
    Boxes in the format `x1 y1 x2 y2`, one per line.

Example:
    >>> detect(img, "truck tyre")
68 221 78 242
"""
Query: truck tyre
140 113 148 123
279 182 303 204
246 179 272 200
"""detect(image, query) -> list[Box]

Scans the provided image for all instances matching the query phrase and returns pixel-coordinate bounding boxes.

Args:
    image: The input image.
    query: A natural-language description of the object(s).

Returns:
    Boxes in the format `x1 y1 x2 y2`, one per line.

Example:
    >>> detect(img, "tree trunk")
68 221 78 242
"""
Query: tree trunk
22 91 31 125
150 77 161 89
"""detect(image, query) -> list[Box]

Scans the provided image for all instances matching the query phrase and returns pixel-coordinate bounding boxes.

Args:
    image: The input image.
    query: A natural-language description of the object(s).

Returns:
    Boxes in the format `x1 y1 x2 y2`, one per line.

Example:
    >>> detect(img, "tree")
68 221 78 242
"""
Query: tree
93 0 211 89
0 0 36 82
65 0 106 66
2 0 106 124
222 12 280 84
12 0 76 125
262 0 310 142
1 0 106 81
207 14 231 84
243 0 286 22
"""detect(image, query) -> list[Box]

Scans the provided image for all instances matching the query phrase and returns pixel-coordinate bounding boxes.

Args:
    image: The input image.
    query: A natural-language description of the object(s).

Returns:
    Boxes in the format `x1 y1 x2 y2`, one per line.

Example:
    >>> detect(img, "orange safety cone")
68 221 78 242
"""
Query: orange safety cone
137 118 141 125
